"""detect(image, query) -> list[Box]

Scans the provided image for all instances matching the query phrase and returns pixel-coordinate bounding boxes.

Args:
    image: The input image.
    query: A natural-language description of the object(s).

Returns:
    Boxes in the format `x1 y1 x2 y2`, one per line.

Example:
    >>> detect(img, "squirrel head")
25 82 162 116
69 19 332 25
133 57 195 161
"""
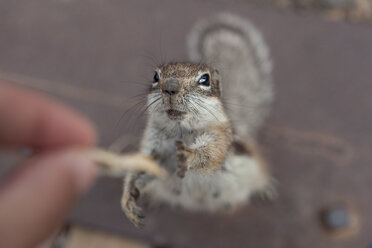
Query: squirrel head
148 62 223 123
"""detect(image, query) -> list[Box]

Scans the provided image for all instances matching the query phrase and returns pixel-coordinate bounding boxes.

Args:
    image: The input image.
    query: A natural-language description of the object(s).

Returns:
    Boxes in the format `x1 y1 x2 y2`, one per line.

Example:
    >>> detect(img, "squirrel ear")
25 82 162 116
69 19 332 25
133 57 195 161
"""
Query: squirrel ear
213 69 222 96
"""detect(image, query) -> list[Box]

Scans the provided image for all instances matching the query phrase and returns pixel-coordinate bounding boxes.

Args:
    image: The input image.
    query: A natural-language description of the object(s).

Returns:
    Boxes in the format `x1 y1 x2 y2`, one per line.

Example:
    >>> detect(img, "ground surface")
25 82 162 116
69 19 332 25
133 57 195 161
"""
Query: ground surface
1 0 372 247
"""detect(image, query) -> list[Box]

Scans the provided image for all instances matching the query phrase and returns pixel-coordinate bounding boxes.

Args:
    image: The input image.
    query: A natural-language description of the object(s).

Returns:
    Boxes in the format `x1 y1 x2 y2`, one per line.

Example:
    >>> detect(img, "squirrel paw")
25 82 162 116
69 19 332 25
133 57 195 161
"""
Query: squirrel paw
251 180 278 204
175 140 192 178
121 187 145 228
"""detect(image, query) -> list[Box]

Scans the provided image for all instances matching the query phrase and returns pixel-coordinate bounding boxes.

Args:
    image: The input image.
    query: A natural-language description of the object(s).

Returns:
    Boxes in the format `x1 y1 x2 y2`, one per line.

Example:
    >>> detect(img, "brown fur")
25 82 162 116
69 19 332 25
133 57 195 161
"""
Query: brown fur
151 62 221 97
183 124 233 174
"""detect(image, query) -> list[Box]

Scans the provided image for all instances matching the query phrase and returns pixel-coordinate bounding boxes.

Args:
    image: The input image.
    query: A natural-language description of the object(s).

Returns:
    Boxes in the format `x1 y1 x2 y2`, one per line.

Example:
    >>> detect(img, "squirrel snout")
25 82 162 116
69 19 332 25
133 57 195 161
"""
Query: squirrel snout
162 79 180 96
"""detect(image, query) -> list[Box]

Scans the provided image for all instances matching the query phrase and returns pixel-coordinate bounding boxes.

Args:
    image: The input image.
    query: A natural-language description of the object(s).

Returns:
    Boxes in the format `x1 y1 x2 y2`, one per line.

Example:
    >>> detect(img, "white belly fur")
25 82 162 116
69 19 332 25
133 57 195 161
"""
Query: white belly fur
143 154 267 211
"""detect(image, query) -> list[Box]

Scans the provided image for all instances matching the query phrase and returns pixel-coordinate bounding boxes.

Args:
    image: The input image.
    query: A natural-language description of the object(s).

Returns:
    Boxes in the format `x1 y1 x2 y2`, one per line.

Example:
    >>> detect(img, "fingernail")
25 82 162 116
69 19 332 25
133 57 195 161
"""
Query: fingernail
67 154 97 193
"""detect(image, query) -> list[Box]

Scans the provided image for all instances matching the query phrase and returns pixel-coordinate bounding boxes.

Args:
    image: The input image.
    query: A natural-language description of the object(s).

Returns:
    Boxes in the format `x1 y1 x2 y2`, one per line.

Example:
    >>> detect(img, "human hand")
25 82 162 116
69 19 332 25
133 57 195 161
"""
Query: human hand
0 82 97 248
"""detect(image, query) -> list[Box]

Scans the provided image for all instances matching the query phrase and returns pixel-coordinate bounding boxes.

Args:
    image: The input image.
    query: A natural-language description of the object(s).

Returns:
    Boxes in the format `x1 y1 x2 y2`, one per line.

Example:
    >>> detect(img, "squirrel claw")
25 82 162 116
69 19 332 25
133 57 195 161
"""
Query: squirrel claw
177 164 187 178
123 198 145 228
251 179 278 204
122 187 145 228
177 152 187 163
175 140 191 153
175 140 185 149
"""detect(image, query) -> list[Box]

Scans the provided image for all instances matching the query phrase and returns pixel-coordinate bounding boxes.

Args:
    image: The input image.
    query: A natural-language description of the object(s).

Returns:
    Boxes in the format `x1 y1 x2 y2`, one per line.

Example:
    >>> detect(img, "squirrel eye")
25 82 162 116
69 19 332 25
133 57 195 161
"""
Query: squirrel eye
198 74 210 86
153 72 160 83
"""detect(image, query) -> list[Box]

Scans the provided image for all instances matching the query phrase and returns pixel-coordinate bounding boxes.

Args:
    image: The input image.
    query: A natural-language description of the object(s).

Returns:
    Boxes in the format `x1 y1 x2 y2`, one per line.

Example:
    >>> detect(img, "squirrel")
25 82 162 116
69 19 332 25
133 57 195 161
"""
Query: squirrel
121 14 276 228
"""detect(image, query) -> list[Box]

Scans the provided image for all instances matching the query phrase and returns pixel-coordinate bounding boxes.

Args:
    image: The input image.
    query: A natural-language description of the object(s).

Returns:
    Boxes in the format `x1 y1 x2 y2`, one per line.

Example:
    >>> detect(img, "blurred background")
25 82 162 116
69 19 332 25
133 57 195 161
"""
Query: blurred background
1 0 372 247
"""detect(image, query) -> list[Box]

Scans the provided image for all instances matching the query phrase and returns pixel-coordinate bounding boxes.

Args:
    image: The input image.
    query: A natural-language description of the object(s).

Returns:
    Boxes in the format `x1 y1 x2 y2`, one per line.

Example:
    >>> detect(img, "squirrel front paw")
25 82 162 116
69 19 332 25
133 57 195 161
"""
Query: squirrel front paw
121 187 145 228
175 140 192 178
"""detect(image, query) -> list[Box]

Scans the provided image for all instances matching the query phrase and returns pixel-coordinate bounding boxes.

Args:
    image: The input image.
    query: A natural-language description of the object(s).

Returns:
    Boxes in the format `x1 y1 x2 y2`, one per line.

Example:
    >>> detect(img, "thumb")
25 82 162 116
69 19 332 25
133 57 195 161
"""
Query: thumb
0 150 97 248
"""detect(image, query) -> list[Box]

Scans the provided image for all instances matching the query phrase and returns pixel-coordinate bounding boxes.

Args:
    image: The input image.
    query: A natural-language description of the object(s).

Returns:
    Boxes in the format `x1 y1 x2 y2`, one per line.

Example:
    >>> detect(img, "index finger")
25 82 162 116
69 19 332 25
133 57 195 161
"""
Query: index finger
0 82 97 149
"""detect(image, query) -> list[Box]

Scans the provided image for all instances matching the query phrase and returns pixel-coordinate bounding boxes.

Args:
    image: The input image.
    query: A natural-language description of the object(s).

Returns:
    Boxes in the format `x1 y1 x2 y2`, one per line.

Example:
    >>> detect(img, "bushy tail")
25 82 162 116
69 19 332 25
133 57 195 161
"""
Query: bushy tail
188 13 273 140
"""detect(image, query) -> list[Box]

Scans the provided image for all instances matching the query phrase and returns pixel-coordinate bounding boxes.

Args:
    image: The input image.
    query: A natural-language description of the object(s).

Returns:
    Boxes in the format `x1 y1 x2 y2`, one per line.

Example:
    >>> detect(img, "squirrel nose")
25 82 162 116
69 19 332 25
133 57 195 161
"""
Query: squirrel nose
163 79 180 96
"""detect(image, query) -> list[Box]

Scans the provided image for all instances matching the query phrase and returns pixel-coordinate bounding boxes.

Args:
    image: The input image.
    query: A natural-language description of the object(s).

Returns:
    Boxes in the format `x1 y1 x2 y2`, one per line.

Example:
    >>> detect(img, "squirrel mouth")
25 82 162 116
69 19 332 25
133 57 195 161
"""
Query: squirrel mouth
166 109 185 119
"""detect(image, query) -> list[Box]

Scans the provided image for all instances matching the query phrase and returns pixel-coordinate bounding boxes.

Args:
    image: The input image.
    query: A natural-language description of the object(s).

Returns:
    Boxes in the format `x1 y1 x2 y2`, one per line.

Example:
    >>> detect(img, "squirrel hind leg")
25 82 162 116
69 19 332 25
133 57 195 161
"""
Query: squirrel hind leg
250 177 278 205
230 140 278 204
